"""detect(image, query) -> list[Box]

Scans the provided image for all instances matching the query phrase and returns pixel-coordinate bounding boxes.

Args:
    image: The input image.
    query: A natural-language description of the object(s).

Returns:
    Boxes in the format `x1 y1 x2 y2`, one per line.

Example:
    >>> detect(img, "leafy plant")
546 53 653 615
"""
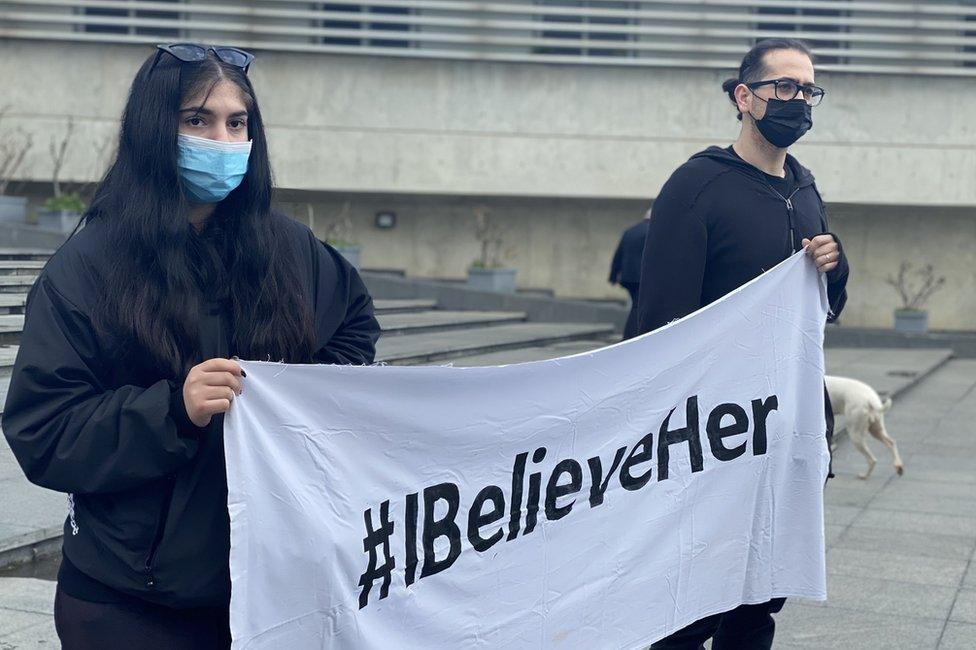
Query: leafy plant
471 206 513 270
43 193 86 213
884 262 945 312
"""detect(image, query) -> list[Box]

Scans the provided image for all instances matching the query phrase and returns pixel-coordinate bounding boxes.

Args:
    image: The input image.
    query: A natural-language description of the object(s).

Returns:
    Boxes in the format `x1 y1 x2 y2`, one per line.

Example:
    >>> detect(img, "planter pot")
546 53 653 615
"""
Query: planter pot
893 309 928 334
467 267 517 294
334 245 362 270
0 196 28 223
36 209 82 234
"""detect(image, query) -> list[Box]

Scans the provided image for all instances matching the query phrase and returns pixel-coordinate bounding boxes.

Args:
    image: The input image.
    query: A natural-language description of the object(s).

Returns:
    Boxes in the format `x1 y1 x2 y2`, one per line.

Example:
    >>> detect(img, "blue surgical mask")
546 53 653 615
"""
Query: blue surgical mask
177 133 252 204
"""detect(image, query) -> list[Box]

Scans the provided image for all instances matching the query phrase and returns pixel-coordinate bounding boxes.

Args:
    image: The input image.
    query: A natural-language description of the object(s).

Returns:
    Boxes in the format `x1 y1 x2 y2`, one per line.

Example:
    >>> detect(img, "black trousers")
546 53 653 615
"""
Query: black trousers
55 585 231 650
650 598 787 650
620 281 640 340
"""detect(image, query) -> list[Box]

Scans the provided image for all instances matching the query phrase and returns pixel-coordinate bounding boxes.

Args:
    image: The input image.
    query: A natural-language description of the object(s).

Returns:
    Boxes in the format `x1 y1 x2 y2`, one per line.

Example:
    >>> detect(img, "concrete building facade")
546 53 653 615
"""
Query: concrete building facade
0 1 974 329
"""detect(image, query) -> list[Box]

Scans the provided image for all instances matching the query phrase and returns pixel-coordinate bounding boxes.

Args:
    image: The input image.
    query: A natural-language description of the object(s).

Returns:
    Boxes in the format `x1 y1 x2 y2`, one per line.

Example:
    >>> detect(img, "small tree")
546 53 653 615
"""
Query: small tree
884 262 945 312
319 201 357 248
65 133 115 201
471 206 513 269
41 117 87 214
48 117 76 199
0 106 33 196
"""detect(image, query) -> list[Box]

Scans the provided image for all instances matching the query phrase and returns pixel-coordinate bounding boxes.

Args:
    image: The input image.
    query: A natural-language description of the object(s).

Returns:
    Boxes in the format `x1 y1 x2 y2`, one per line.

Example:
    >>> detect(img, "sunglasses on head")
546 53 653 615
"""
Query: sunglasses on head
150 43 255 75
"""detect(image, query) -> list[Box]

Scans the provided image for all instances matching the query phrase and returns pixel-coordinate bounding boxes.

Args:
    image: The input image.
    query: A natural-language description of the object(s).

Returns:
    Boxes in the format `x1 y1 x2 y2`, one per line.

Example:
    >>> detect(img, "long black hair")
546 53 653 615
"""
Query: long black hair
721 39 814 120
87 49 315 377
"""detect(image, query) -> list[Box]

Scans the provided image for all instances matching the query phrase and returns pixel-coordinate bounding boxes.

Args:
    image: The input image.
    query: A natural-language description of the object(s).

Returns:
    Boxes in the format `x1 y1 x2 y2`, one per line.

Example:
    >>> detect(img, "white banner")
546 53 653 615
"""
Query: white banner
224 252 830 649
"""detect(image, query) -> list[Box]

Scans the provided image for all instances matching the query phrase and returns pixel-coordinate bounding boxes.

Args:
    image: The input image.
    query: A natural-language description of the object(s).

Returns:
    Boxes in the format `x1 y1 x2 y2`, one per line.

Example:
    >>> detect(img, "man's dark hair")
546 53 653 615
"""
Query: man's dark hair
721 39 815 120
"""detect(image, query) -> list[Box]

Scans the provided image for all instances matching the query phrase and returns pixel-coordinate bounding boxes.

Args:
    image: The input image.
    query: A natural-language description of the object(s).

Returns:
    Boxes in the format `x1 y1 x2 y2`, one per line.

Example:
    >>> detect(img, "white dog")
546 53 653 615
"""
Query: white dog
825 375 905 480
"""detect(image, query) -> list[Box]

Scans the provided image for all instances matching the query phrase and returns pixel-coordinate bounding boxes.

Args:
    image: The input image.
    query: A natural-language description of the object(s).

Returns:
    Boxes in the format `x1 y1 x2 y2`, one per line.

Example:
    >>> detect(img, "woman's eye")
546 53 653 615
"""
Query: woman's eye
229 120 246 130
186 117 205 127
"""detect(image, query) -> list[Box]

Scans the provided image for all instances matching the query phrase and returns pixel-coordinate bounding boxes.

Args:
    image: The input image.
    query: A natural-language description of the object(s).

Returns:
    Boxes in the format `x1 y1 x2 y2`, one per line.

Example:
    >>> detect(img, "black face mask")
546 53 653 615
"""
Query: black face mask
753 98 813 148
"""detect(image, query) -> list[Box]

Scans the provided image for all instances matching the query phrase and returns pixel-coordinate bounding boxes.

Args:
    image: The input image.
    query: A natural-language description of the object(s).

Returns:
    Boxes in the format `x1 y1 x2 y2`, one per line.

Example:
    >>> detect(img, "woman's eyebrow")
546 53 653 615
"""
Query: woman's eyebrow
179 107 248 117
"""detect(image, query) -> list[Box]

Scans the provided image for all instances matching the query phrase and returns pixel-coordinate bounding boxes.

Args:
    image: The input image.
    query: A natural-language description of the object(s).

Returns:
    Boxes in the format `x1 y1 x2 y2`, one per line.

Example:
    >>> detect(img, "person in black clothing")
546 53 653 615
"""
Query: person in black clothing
609 212 650 339
637 39 849 649
2 44 380 649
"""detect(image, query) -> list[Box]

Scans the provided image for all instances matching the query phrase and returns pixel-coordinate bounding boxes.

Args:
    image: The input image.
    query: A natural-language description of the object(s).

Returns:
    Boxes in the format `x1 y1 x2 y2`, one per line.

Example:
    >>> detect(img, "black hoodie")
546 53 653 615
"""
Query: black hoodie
2 215 380 609
635 146 848 477
609 219 650 286
636 146 849 334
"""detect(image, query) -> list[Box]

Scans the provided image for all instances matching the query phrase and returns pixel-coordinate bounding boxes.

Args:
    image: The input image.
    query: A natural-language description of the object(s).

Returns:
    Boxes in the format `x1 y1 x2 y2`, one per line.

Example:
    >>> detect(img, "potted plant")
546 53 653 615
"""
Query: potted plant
36 118 86 233
467 206 517 293
315 202 362 269
884 261 945 334
37 193 86 233
0 106 34 223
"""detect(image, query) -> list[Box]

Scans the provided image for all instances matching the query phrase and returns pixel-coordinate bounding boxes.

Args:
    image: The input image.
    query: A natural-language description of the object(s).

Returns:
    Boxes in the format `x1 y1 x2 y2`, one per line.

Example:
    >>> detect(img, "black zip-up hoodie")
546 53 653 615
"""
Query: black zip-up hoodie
635 146 849 475
2 215 380 609
636 146 849 333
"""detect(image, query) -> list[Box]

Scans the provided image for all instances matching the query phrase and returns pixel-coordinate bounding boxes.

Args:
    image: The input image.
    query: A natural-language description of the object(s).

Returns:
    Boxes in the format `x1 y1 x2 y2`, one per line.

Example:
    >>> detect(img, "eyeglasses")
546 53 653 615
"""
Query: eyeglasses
746 78 826 107
149 43 255 75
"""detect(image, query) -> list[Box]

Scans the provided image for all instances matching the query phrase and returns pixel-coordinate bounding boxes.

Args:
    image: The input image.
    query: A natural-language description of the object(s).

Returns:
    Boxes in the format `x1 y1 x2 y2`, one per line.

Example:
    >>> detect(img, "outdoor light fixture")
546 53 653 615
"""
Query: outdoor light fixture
375 211 397 229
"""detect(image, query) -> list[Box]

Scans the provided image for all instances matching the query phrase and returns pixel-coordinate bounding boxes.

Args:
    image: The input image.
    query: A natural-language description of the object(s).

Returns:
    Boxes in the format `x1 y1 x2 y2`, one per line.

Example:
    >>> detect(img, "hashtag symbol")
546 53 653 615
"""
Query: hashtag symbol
358 500 396 609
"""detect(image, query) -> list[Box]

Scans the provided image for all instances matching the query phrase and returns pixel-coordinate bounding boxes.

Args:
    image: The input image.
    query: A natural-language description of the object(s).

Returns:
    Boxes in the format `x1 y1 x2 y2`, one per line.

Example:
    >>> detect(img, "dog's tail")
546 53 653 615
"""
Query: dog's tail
880 396 893 413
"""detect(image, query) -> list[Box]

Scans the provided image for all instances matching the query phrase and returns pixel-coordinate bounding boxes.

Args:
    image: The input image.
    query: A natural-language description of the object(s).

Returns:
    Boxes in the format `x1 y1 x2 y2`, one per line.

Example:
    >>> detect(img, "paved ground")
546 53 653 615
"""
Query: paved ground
776 359 976 649
0 578 53 649
0 352 970 648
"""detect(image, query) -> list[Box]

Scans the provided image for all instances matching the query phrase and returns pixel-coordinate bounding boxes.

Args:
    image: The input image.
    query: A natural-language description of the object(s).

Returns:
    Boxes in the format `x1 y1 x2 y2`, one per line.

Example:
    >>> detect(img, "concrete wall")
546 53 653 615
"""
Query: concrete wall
278 192 976 332
827 204 976 331
2 39 975 206
276 193 645 299
2 39 974 330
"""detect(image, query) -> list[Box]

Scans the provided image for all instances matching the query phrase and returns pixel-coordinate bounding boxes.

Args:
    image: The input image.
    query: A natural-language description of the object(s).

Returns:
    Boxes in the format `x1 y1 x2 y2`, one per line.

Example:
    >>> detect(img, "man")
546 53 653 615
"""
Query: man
636 39 849 649
609 211 650 339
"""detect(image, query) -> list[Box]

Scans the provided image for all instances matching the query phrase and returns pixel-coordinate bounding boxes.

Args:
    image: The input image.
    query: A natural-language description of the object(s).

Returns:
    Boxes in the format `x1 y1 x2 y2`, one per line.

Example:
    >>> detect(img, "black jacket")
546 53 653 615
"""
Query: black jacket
636 146 849 333
609 219 649 286
2 215 380 609
635 147 848 475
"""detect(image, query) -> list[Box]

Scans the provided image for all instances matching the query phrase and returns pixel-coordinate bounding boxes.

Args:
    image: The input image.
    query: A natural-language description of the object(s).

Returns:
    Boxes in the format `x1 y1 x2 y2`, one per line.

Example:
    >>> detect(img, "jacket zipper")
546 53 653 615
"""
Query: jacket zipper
726 148 806 255
785 193 798 254
761 182 802 256
144 474 177 588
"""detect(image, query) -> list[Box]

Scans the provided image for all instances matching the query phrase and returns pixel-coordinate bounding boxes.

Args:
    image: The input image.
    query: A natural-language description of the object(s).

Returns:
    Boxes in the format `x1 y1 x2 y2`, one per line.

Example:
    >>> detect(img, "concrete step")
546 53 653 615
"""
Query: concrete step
0 346 14 412
0 248 53 261
0 261 45 276
0 322 616 367
412 276 556 298
373 299 438 314
0 295 434 308
0 276 37 294
451 339 613 367
0 295 27 315
0 302 468 345
378 310 526 336
0 315 24 344
0 345 17 372
376 322 616 365
825 347 955 399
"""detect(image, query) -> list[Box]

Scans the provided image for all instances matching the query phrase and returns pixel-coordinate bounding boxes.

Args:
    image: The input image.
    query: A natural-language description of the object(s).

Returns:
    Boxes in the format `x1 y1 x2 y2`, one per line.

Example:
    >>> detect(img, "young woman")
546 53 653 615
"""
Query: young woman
3 43 380 649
